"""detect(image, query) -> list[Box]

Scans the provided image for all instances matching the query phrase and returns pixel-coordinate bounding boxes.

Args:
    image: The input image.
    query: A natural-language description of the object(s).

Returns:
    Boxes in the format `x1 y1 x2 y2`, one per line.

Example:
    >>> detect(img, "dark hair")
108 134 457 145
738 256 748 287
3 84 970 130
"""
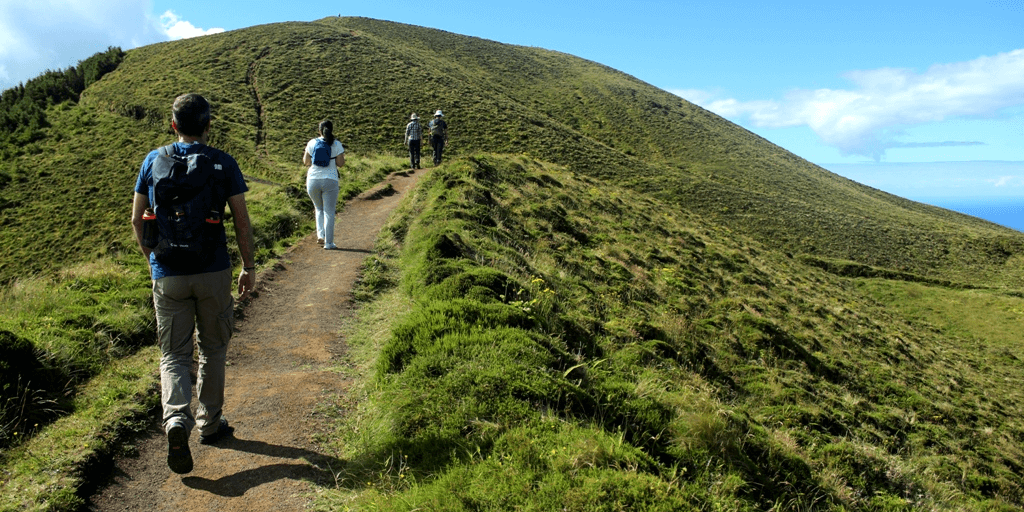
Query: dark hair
319 119 335 146
171 93 211 137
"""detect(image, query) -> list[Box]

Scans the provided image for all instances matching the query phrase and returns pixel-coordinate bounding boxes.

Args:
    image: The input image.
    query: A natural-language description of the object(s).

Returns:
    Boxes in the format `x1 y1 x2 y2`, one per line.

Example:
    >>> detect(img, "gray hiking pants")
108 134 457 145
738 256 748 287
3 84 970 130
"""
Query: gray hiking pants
154 268 234 437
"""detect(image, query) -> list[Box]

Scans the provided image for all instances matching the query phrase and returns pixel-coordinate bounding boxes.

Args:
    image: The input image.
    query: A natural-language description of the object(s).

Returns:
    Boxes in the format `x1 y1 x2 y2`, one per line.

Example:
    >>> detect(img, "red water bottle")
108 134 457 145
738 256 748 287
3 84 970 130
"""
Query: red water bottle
141 208 158 249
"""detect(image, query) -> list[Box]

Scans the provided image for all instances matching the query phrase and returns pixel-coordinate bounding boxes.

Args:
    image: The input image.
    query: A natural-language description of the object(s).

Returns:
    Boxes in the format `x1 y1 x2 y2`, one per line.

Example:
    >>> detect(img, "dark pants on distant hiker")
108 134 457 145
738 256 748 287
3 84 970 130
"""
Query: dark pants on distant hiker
408 139 421 169
431 135 445 165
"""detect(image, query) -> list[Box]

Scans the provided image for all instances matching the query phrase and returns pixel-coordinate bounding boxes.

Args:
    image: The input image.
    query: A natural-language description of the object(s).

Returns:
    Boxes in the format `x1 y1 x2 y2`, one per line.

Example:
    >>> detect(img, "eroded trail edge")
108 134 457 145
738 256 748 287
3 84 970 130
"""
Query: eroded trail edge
88 169 425 512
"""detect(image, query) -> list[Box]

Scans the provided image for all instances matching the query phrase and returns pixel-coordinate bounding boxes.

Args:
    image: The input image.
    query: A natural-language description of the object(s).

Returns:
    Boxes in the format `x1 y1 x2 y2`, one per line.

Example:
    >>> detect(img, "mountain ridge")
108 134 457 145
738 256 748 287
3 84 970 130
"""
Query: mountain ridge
16 16 1011 290
1 17 1023 510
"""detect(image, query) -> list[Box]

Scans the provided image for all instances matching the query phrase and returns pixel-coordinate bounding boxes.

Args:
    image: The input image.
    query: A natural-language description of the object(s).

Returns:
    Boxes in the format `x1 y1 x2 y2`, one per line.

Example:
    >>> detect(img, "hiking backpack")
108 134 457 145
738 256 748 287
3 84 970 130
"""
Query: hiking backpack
311 138 332 167
429 119 445 136
148 145 224 261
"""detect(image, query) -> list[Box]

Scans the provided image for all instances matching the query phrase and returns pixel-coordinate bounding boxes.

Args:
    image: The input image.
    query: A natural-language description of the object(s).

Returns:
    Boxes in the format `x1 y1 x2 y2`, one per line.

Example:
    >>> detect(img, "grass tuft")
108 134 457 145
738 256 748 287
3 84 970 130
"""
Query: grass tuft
319 155 1024 510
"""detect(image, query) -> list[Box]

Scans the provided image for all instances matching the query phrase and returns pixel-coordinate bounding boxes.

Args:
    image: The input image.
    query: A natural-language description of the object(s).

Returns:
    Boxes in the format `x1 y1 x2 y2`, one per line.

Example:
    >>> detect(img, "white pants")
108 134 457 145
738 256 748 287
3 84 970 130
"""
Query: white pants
306 178 340 246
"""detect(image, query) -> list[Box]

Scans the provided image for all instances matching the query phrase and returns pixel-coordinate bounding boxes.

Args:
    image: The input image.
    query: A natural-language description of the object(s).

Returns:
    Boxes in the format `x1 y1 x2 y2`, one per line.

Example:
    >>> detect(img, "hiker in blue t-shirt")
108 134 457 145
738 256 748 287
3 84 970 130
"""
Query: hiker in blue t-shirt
303 119 346 250
131 93 256 475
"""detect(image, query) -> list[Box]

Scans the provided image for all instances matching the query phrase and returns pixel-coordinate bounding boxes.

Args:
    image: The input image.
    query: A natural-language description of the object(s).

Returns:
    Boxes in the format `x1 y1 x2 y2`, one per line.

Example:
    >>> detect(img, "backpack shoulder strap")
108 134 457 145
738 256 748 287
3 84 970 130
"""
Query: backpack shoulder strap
150 145 176 185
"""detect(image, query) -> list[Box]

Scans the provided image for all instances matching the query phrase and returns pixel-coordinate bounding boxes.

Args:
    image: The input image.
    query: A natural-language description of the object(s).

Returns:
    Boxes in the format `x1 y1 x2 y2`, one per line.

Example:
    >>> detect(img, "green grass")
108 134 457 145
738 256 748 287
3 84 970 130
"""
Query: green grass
0 144 400 510
0 346 159 512
854 280 1024 348
315 155 1024 510
72 16 1024 287
0 259 153 444
1 16 1023 510
2 16 1020 288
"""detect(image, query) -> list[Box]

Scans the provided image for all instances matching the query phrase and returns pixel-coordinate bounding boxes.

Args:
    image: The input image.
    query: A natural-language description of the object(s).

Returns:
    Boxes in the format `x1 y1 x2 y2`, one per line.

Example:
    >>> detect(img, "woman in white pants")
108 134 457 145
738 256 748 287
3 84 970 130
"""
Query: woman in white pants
302 119 345 249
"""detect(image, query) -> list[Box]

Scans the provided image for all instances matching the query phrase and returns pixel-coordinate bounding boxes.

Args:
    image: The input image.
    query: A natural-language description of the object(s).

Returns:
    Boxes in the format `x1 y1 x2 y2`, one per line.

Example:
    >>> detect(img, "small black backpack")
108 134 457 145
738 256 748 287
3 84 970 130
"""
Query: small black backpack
148 145 224 261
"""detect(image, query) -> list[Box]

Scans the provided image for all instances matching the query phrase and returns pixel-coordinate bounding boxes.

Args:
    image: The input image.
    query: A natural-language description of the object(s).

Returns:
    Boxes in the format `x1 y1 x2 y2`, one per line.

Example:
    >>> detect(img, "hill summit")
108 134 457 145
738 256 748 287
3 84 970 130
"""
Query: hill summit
68 16 1021 287
1 17 1023 511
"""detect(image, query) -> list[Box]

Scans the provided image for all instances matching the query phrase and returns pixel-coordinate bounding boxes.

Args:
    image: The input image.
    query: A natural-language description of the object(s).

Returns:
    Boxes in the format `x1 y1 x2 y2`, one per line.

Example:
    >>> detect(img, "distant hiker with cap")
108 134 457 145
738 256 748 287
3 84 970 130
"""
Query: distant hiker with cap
405 113 422 170
131 93 256 475
303 119 346 250
429 109 448 166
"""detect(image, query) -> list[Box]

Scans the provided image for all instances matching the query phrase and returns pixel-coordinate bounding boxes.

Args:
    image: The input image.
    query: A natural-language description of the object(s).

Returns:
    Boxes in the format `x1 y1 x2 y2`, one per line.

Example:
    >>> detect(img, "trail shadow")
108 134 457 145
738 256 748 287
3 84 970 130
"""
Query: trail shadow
360 183 397 201
181 436 346 497
325 247 372 254
182 463 318 497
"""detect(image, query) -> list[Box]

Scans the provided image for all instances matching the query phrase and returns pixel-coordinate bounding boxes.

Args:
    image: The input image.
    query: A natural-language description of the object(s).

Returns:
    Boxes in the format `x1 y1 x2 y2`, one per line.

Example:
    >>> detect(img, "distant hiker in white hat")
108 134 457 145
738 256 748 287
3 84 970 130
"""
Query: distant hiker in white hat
428 109 448 166
405 113 422 170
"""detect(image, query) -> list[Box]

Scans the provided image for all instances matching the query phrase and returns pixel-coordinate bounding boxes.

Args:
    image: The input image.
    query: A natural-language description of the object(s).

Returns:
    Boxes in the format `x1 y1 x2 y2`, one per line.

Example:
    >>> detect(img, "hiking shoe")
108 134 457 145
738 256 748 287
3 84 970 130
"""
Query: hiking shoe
317 237 325 244
199 418 235 445
167 424 193 474
324 243 338 250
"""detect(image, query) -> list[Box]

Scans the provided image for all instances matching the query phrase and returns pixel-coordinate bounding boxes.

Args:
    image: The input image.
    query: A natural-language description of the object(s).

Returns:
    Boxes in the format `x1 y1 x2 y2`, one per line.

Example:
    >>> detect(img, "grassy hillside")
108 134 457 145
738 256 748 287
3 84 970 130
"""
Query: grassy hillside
1 16 1020 287
320 156 1024 510
0 155 403 510
1 16 1023 510
74 16 1024 286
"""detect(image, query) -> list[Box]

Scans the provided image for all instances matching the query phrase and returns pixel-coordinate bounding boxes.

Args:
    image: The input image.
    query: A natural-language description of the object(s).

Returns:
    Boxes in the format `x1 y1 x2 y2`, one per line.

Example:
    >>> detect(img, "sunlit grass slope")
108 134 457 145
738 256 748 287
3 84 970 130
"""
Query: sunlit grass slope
73 16 1024 287
2 14 1023 510
322 155 1024 511
0 155 403 510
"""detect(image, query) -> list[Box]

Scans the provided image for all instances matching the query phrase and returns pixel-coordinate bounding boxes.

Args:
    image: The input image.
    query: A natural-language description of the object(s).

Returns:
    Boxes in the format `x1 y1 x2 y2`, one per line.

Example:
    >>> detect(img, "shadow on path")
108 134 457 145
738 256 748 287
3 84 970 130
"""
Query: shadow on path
181 436 346 498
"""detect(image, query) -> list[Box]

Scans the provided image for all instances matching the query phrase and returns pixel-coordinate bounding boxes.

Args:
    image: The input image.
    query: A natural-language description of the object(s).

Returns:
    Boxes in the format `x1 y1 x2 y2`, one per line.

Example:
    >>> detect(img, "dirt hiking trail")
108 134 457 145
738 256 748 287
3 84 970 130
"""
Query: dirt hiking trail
87 168 426 511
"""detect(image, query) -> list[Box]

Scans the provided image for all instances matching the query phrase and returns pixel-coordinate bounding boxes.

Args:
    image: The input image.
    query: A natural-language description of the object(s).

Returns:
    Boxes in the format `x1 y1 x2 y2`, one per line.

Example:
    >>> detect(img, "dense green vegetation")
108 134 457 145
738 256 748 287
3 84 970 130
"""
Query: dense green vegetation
0 16 1022 511
0 153 400 510
318 156 1024 510
78 17 1024 286
0 46 123 145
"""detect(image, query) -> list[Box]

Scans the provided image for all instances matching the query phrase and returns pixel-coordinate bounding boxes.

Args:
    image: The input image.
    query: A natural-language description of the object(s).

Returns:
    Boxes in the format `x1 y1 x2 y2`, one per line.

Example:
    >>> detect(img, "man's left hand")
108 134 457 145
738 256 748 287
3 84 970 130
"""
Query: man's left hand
237 270 255 300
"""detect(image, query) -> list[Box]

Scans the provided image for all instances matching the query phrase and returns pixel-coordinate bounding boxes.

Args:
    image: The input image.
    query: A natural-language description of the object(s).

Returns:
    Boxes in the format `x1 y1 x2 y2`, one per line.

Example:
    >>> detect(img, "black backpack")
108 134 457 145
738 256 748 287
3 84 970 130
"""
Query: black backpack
149 145 224 261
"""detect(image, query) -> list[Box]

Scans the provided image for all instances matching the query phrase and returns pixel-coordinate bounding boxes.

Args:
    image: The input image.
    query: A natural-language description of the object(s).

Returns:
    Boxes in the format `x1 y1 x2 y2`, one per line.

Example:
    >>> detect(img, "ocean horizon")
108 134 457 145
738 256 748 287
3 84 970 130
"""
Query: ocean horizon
919 198 1024 234
819 161 1024 234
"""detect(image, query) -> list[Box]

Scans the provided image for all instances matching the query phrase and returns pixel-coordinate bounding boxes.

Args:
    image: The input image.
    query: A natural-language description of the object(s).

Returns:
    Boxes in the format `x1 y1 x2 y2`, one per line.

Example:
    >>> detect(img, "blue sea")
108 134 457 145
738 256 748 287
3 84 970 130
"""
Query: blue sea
819 162 1024 234
920 199 1024 233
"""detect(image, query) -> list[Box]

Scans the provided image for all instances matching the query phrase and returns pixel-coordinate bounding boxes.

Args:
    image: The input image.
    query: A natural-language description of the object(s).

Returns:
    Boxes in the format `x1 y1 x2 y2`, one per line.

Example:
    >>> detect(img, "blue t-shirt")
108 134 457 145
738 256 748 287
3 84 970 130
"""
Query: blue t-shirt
134 141 249 280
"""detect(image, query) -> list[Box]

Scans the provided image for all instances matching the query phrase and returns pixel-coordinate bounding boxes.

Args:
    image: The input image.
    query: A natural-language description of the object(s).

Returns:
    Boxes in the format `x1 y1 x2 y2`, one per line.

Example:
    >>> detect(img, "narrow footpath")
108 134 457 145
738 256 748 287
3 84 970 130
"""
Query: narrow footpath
87 168 425 511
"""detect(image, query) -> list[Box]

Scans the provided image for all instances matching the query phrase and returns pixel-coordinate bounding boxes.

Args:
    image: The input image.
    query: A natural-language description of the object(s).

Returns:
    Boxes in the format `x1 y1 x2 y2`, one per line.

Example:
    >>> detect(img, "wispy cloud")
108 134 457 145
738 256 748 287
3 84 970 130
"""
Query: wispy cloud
889 141 985 149
989 176 1024 188
822 161 1024 200
160 11 225 40
673 49 1024 161
0 1 222 91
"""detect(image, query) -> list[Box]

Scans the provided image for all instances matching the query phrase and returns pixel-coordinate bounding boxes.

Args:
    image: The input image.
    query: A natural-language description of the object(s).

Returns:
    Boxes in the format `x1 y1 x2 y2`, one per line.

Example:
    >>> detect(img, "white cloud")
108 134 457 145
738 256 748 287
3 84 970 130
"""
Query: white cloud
679 49 1024 161
989 176 1024 188
160 10 225 40
0 1 222 91
668 88 723 106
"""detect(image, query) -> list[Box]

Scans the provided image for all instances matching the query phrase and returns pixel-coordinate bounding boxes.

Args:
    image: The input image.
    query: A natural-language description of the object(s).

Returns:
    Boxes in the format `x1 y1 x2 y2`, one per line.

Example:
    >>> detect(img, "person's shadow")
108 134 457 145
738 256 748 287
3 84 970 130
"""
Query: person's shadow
181 436 346 497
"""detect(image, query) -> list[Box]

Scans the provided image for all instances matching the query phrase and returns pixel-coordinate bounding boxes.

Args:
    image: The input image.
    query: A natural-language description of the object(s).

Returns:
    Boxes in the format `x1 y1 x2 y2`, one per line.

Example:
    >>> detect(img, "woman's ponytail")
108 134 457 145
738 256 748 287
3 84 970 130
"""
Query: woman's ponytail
319 119 335 146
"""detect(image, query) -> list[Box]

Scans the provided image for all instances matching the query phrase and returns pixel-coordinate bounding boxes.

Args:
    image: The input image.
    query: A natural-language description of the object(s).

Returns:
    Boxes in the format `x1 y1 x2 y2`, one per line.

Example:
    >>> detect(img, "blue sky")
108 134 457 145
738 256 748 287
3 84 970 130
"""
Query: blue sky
1 0 1021 228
